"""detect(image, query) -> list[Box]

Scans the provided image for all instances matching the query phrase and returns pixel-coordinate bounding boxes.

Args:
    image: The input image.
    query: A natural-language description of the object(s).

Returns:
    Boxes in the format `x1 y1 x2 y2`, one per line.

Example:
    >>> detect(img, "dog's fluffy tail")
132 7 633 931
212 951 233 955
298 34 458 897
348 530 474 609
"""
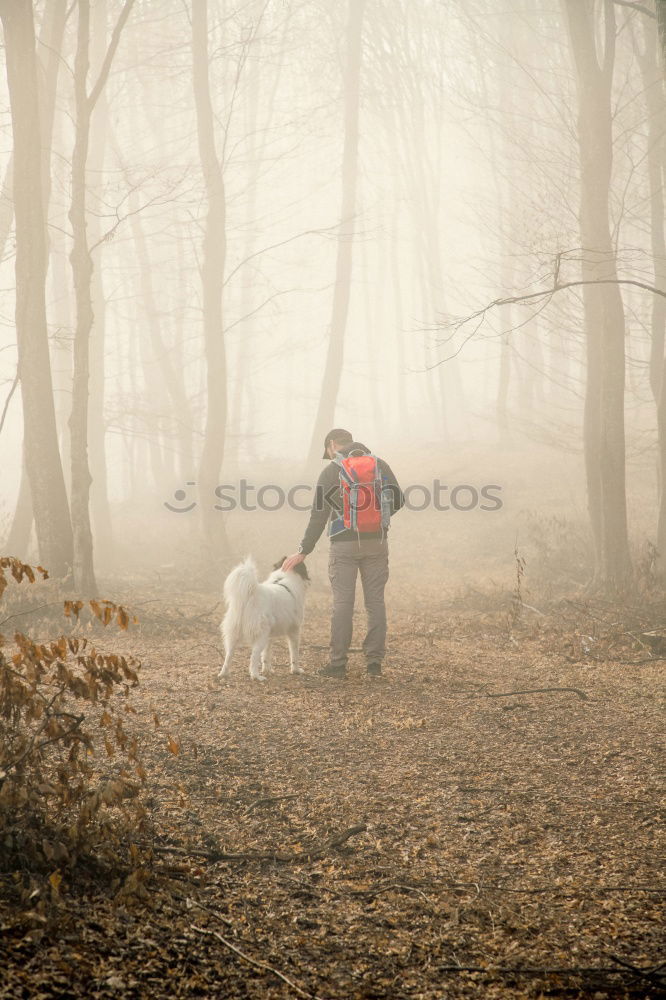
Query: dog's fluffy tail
224 556 258 606
223 557 259 642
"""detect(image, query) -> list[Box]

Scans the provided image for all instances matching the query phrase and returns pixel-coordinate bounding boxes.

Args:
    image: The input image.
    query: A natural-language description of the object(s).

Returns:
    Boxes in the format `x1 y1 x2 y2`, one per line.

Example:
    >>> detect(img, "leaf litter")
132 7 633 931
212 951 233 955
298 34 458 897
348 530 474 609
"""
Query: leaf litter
0 581 664 999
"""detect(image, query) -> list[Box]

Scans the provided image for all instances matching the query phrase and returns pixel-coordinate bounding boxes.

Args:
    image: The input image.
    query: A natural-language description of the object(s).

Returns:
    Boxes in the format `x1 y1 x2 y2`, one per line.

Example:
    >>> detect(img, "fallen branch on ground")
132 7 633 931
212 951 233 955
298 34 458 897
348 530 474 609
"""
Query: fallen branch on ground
435 963 655 978
518 602 546 616
347 878 665 900
192 925 324 1000
148 823 367 865
608 953 666 983
480 687 589 701
244 793 299 814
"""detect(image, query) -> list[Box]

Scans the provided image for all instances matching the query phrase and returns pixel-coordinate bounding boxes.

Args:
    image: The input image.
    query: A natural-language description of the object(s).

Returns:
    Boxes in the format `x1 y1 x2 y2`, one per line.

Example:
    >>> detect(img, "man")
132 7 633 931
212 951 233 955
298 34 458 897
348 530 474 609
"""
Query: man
282 429 403 678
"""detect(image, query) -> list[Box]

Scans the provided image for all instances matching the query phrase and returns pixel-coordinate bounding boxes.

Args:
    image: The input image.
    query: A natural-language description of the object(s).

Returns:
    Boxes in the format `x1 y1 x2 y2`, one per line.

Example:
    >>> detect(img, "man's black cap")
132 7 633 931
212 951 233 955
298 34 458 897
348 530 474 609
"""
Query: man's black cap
322 428 353 459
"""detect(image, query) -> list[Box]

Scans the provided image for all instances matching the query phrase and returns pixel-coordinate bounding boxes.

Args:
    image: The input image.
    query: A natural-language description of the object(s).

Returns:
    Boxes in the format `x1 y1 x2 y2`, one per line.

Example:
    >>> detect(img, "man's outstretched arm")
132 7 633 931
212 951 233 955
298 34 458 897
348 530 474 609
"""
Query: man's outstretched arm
283 475 331 571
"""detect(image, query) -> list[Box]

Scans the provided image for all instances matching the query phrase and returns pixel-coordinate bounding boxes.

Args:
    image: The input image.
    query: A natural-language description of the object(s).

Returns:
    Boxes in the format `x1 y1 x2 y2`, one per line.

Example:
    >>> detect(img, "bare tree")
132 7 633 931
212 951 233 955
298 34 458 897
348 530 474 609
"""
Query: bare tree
307 0 366 467
562 0 631 590
86 0 115 565
5 0 69 560
68 0 135 593
632 11 666 578
0 0 73 577
192 0 229 565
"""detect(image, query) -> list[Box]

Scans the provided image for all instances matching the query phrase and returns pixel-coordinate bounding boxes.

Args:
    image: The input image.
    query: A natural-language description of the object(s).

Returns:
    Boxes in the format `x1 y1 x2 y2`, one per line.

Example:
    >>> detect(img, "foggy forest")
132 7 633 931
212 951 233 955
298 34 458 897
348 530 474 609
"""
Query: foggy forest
0 0 664 997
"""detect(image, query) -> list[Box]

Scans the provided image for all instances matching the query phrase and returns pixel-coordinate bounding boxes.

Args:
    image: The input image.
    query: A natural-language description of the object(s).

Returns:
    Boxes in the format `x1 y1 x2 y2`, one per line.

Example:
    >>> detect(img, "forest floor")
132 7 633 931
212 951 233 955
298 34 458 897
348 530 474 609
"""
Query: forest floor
1 577 664 999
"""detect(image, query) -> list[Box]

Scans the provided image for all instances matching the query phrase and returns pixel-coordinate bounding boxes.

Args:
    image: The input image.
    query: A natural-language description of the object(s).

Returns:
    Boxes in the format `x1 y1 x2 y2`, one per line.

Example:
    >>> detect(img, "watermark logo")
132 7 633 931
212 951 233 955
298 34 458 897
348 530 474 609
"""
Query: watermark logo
163 480 503 513
163 481 198 513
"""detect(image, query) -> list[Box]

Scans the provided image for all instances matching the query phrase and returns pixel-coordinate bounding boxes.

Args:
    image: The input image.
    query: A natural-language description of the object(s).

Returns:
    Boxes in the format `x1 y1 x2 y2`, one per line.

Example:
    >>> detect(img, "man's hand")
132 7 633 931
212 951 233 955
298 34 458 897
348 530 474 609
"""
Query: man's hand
282 553 305 572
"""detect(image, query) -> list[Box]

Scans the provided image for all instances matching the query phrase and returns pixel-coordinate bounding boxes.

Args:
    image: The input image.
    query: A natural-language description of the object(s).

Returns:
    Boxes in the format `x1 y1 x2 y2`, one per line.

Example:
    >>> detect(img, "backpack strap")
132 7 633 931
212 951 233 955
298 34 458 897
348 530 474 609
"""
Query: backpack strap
333 452 356 486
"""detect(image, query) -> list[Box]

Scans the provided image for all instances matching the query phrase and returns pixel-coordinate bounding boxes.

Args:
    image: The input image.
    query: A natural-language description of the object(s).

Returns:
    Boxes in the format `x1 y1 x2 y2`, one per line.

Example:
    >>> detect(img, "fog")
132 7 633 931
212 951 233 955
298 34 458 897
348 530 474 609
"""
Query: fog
3 7 666 991
1 0 665 596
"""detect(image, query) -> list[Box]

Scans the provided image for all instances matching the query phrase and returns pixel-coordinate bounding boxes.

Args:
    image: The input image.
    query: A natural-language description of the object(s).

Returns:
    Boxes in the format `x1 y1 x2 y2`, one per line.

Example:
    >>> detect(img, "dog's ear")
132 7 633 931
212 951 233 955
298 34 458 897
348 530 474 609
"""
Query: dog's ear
292 561 310 581
273 556 288 571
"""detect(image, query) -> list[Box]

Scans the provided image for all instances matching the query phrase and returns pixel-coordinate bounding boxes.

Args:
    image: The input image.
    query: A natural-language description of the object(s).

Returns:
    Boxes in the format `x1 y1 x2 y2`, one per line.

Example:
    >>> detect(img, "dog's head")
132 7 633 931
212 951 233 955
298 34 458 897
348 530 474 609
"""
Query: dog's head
273 556 310 582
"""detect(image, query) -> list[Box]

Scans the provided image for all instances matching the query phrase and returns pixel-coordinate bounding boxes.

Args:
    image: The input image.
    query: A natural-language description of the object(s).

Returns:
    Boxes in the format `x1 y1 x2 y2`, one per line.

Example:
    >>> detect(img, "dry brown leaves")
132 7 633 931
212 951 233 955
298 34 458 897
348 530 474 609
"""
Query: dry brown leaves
0 583 663 999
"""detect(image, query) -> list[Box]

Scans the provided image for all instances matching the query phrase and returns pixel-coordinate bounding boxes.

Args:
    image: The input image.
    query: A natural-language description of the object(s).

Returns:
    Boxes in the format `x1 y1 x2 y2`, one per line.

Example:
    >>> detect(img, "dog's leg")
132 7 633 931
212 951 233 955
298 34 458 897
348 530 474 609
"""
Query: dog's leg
287 629 304 675
218 637 237 679
250 635 269 681
261 641 274 675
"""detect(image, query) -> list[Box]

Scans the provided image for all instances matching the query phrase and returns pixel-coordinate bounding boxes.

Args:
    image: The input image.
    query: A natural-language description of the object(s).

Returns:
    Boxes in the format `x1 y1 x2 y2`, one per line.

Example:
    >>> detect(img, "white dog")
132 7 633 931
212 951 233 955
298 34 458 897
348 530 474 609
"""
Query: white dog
218 556 310 681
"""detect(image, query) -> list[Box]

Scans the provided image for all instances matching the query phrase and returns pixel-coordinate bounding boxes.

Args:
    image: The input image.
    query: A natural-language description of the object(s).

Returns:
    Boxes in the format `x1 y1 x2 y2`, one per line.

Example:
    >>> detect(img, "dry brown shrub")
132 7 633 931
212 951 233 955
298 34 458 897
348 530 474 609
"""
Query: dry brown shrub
0 557 147 880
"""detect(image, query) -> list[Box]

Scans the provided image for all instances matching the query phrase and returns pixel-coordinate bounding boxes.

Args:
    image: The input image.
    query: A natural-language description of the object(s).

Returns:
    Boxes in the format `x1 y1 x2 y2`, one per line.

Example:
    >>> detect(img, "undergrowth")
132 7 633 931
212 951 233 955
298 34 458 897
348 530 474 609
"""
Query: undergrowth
0 557 151 924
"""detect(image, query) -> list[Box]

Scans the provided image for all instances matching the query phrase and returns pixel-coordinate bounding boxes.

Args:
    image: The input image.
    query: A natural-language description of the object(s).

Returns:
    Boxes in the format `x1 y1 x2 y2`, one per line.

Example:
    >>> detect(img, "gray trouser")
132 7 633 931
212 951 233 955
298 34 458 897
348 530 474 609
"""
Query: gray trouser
328 538 389 669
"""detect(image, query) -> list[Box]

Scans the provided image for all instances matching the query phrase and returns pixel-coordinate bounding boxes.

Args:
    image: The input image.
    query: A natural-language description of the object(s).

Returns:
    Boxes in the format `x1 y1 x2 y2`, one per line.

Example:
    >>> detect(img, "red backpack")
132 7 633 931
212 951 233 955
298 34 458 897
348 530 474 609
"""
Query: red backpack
334 452 390 533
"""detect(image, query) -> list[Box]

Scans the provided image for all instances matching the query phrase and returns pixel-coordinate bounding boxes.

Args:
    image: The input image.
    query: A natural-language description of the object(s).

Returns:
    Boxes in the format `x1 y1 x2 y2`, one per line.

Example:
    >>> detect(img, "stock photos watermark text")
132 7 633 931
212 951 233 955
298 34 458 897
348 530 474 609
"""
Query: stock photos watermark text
164 481 504 513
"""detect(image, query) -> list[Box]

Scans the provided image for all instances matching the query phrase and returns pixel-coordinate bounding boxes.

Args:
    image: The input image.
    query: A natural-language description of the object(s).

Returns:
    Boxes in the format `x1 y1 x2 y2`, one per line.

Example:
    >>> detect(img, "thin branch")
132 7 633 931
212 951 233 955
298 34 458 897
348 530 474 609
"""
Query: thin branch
433 964 653 978
88 189 175 253
0 369 19 436
88 0 136 111
480 687 589 701
607 954 666 982
192 925 324 1000
224 285 331 333
222 224 341 288
151 823 367 865
431 276 666 365
244 794 299 815
4 714 85 777
613 0 656 18
0 602 65 629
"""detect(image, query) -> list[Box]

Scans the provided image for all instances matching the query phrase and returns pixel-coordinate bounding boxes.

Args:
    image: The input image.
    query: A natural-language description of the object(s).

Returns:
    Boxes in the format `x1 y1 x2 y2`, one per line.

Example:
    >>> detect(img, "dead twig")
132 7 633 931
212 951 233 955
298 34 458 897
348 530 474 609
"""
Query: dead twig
150 843 212 860
608 655 666 665
519 602 546 617
435 963 650 977
192 924 324 1000
175 601 220 623
184 897 234 928
349 882 430 901
481 687 589 701
303 822 367 859
244 793 299 814
147 823 367 865
608 953 666 983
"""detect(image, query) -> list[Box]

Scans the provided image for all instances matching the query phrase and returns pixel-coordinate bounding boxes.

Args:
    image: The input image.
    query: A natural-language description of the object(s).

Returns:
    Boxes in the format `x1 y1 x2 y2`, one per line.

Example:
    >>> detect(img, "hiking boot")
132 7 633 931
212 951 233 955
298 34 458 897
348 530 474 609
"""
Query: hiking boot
319 663 346 679
366 661 382 677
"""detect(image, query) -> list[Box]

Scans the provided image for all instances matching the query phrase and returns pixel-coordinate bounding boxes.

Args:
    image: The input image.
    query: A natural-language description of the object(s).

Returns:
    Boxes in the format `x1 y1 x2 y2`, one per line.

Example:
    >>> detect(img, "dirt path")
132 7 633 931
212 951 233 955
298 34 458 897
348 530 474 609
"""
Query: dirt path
1 591 664 998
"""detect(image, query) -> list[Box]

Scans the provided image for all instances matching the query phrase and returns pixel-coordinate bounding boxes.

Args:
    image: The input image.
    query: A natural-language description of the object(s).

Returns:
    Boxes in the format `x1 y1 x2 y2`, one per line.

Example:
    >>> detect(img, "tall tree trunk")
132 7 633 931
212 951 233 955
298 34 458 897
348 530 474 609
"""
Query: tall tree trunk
5 0 69 562
389 200 408 428
192 0 229 566
130 206 194 485
636 15 666 581
5 449 33 558
563 0 631 590
359 227 386 434
173 225 195 481
68 0 134 593
131 217 171 494
229 1 264 471
0 0 73 576
69 0 99 595
87 0 114 564
307 0 366 467
51 210 73 481
0 0 67 261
